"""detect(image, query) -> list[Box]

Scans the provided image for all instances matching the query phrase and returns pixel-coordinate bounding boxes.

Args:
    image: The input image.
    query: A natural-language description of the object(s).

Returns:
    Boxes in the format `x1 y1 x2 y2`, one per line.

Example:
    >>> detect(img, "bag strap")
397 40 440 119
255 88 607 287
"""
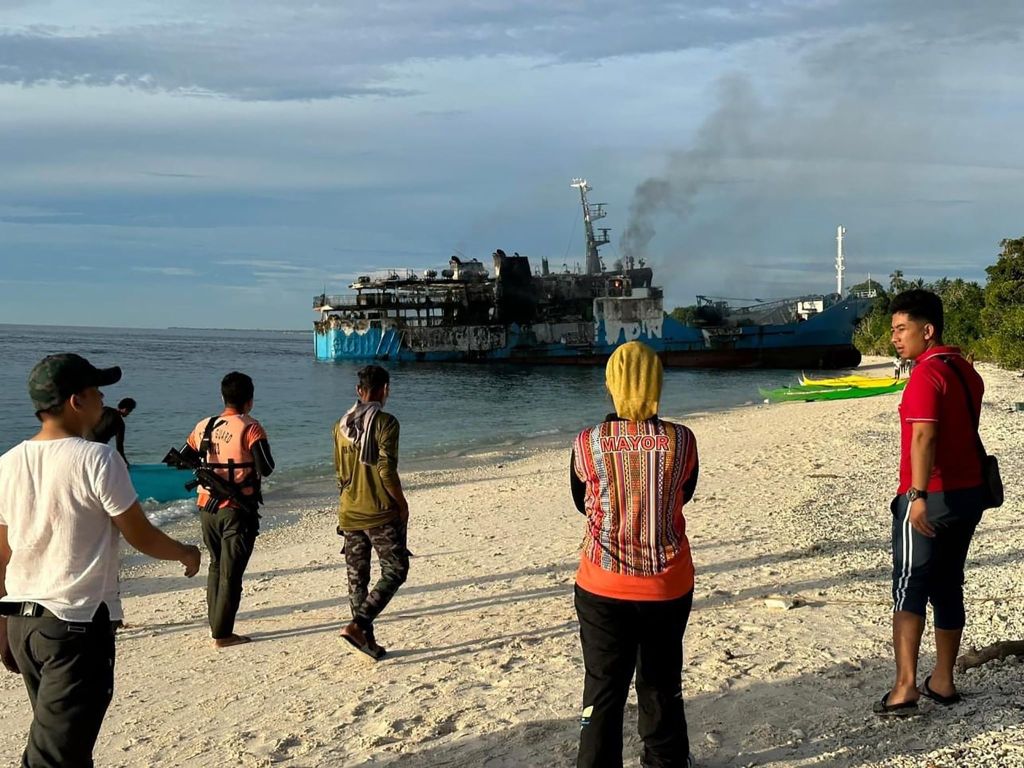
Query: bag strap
197 417 222 460
939 356 988 461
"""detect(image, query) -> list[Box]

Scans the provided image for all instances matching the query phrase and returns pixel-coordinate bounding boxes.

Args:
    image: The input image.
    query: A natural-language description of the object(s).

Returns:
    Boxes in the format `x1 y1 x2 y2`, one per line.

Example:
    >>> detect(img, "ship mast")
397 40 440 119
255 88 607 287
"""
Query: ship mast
835 225 846 295
571 178 610 275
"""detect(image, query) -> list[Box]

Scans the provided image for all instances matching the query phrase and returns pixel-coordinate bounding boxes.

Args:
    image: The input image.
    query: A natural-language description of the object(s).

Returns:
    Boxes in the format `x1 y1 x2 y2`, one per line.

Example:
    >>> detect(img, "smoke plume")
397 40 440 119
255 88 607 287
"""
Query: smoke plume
620 75 761 261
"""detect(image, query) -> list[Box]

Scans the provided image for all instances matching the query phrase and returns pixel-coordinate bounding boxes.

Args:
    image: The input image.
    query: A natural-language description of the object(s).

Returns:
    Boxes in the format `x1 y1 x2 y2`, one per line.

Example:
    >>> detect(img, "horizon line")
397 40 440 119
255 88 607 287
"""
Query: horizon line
0 321 310 333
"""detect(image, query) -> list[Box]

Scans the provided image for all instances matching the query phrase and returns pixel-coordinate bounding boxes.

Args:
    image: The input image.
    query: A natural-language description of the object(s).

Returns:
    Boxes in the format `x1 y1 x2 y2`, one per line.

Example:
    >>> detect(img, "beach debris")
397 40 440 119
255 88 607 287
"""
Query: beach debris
705 731 722 748
956 640 1024 671
763 596 805 610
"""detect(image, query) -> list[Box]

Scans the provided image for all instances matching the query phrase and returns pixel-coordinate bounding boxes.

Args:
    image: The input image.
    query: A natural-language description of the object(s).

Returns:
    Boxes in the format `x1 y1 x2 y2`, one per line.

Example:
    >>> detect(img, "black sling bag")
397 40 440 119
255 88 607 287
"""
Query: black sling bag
941 357 1003 509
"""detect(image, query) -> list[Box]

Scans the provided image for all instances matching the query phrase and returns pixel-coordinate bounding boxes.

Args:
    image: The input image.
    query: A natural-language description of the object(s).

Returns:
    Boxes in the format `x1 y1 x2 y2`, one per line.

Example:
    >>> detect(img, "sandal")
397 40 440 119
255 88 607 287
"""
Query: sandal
920 675 961 706
872 692 919 718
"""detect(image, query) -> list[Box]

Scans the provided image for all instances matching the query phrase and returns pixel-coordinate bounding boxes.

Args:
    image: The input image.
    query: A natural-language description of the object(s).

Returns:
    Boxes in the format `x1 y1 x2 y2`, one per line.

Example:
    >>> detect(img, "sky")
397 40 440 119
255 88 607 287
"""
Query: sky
1 1 1023 329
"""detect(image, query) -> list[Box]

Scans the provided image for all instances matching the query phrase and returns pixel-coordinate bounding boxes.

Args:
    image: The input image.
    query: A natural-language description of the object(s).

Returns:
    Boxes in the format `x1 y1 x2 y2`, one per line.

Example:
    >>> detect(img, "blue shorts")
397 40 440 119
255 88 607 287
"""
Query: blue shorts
891 488 984 629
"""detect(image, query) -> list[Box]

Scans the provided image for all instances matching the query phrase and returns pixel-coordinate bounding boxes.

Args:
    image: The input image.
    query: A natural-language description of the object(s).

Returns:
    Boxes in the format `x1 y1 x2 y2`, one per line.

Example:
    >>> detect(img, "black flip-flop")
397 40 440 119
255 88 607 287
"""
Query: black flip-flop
873 692 919 718
920 675 961 706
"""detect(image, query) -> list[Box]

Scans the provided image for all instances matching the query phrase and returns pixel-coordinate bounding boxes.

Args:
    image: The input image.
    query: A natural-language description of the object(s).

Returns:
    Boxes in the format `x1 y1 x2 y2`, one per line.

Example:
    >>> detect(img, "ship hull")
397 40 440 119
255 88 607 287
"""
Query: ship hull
314 297 871 370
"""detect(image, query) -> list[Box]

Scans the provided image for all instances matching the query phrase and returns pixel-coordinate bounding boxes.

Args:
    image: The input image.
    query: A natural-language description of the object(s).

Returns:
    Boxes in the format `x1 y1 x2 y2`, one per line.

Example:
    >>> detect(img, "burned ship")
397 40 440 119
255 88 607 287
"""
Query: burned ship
313 180 873 368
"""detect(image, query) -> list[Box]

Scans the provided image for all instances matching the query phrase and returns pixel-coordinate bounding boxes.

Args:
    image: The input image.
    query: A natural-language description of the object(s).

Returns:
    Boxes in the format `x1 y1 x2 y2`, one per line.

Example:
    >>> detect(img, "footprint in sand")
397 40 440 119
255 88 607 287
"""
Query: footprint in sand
269 733 319 760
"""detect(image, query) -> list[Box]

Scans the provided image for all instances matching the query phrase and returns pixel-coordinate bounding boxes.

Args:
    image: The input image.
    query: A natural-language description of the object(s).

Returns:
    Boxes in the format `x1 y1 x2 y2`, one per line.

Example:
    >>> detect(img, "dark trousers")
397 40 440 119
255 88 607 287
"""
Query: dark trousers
7 605 116 768
891 489 984 629
201 505 258 639
575 585 693 768
343 520 410 628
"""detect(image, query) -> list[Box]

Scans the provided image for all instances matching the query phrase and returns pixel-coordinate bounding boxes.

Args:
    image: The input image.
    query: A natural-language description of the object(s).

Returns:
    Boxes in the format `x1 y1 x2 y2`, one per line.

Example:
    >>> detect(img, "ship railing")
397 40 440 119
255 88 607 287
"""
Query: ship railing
315 290 476 311
313 294 359 309
314 293 408 310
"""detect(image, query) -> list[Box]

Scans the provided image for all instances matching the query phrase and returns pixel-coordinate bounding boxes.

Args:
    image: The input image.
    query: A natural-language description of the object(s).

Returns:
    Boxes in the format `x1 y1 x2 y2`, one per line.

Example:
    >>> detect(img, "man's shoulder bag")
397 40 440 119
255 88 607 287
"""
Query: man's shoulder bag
942 357 1003 509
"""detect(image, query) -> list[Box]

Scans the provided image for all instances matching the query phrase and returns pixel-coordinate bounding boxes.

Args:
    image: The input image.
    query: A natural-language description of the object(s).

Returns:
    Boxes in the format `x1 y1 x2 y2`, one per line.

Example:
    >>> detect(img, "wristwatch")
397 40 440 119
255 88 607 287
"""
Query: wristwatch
906 488 929 503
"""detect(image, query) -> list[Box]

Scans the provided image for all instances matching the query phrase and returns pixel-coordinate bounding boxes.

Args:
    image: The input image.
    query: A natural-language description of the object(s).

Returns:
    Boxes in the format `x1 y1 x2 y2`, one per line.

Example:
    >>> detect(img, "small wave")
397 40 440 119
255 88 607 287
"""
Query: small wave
141 499 197 527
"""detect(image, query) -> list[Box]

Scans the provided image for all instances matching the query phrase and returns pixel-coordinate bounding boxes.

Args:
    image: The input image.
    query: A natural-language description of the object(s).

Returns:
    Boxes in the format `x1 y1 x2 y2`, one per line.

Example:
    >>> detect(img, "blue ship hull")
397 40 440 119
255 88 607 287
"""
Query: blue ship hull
314 297 871 369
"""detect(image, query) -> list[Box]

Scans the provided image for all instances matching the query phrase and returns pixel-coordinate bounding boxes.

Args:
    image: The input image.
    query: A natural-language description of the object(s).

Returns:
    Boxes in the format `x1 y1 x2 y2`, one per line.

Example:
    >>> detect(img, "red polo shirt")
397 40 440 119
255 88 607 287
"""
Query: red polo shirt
898 346 984 493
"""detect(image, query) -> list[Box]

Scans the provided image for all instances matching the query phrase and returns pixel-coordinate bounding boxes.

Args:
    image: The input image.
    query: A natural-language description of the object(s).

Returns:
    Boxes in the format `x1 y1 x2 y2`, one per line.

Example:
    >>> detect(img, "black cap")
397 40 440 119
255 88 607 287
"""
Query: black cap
28 354 122 412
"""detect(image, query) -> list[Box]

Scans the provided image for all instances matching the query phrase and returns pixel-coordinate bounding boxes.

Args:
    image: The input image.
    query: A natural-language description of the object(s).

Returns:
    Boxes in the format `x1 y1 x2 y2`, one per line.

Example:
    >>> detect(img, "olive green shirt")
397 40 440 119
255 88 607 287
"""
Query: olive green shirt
333 411 401 530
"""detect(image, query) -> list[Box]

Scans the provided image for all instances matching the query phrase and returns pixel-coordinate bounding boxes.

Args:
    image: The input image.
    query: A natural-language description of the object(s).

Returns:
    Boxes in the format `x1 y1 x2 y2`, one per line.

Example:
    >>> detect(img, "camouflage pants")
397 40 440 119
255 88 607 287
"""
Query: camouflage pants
343 520 410 627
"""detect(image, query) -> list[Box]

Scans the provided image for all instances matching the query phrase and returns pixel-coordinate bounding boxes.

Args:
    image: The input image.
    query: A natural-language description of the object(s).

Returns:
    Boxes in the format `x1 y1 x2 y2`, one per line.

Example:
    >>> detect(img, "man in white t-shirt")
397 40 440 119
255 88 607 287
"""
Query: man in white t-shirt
0 353 201 768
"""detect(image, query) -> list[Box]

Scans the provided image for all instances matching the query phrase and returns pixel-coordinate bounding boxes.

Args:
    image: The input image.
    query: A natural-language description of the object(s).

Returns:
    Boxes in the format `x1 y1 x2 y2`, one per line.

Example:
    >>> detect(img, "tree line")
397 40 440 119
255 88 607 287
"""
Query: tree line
853 237 1024 369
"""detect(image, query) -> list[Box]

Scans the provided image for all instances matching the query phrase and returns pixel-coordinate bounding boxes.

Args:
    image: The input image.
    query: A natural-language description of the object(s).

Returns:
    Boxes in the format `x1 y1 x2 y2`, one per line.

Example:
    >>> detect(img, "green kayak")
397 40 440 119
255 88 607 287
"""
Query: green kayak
760 381 906 403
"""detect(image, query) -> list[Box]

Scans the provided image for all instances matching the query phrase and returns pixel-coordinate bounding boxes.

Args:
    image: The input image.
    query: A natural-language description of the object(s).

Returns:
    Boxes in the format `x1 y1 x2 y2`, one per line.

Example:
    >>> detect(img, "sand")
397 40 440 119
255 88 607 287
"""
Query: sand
0 357 1021 767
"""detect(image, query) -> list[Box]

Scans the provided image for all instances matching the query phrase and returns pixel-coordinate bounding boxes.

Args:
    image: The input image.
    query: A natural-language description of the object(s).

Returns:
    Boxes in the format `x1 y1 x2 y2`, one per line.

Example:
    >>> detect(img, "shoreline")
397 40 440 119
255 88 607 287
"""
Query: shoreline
137 387 770 529
2 356 1021 767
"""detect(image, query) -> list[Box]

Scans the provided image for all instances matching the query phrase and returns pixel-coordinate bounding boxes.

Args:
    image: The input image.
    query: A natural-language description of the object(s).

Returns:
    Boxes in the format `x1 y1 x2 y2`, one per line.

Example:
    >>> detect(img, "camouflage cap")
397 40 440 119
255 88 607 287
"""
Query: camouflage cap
28 354 122 412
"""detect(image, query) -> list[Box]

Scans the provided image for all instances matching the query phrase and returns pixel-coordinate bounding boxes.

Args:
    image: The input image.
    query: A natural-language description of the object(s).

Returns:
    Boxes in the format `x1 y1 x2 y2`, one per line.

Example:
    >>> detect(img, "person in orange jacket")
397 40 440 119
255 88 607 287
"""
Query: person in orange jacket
570 342 699 768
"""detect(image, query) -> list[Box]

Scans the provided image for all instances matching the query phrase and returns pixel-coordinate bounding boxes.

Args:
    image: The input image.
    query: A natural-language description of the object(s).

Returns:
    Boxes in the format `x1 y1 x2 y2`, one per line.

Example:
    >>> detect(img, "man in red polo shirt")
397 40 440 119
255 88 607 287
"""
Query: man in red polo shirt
875 290 988 717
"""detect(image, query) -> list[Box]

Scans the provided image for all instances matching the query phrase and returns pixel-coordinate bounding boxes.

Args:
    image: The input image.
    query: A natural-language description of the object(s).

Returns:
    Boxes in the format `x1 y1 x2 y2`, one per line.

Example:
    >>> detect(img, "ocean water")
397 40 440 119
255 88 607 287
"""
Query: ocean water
0 324 804 520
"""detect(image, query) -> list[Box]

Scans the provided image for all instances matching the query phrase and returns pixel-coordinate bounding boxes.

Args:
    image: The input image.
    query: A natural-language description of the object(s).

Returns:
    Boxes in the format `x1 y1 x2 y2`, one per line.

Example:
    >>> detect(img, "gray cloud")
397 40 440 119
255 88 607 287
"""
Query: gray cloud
142 171 207 178
130 266 198 276
3 1 1021 101
0 203 81 220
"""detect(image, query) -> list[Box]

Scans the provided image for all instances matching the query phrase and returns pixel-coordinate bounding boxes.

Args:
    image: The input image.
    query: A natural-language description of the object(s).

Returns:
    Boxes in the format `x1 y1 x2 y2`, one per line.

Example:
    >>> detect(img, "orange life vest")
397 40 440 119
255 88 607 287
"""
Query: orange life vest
189 413 261 510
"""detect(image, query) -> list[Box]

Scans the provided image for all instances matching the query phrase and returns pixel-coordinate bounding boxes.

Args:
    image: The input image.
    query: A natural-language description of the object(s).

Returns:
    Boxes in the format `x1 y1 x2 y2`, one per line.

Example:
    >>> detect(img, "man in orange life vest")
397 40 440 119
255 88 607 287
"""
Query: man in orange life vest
186 372 274 648
570 341 699 768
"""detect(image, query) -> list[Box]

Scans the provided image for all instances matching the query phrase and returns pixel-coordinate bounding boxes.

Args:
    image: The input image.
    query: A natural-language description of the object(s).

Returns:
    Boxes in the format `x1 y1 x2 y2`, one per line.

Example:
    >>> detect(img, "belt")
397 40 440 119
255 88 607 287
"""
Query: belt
0 601 57 619
0 602 116 632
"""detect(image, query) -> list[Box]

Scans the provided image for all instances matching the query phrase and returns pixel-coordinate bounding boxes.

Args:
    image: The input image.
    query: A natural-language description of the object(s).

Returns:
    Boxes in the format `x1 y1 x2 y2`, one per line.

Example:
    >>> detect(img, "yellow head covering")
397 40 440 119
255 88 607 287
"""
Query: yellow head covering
605 341 663 421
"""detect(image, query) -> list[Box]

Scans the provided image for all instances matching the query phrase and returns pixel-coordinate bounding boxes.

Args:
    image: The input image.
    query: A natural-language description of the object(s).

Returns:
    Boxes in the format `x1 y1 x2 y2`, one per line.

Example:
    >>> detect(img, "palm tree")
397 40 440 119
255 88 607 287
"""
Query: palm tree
889 270 907 294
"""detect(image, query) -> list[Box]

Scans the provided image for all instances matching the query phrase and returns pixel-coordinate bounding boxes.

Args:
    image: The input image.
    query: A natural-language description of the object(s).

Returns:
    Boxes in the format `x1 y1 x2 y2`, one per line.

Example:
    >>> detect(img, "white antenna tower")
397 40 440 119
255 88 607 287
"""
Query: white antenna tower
835 225 846 295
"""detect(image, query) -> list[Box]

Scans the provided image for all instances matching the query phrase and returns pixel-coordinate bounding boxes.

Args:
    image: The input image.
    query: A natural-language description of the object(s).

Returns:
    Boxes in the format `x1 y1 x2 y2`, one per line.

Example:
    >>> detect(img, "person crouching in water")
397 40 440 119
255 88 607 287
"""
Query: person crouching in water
334 365 410 660
186 372 274 648
570 341 699 768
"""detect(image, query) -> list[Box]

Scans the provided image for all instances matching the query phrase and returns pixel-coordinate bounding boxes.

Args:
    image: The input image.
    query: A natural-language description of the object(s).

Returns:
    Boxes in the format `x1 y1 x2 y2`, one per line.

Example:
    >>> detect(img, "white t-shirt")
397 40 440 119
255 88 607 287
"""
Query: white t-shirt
0 437 137 622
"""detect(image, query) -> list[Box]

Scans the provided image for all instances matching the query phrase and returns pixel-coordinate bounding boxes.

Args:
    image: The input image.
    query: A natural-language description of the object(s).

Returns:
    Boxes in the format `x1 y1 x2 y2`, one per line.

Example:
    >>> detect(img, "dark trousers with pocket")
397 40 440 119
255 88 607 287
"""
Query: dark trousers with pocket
7 604 116 768
891 488 984 630
201 505 258 639
575 585 693 768
343 520 410 628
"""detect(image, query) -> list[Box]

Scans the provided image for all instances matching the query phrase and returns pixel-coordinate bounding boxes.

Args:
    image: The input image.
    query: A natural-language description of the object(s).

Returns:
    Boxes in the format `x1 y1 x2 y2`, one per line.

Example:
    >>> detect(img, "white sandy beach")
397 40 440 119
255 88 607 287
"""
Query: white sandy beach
1 357 1021 768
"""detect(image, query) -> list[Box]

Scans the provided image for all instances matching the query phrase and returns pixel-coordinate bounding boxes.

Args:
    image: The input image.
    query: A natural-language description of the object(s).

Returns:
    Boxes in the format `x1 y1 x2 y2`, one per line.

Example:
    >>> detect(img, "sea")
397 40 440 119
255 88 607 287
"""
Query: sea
0 324 804 523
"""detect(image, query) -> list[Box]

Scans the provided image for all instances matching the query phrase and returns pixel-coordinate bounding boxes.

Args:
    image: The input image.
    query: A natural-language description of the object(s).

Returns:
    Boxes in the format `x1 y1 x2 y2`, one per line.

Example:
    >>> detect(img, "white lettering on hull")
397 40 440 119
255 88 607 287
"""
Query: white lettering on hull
594 298 665 344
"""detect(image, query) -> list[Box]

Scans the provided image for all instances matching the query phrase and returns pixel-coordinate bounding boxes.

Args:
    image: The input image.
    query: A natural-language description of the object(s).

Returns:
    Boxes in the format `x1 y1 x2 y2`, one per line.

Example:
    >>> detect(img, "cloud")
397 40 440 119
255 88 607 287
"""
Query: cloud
215 258 352 287
131 266 198 276
3 1 1021 101
142 171 207 179
216 259 307 271
0 203 81 220
3 0 1023 327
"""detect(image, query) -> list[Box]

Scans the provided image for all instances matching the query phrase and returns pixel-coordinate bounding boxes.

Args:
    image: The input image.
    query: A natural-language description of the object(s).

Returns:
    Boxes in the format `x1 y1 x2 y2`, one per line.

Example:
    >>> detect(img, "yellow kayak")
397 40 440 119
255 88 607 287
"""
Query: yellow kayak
799 373 903 388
